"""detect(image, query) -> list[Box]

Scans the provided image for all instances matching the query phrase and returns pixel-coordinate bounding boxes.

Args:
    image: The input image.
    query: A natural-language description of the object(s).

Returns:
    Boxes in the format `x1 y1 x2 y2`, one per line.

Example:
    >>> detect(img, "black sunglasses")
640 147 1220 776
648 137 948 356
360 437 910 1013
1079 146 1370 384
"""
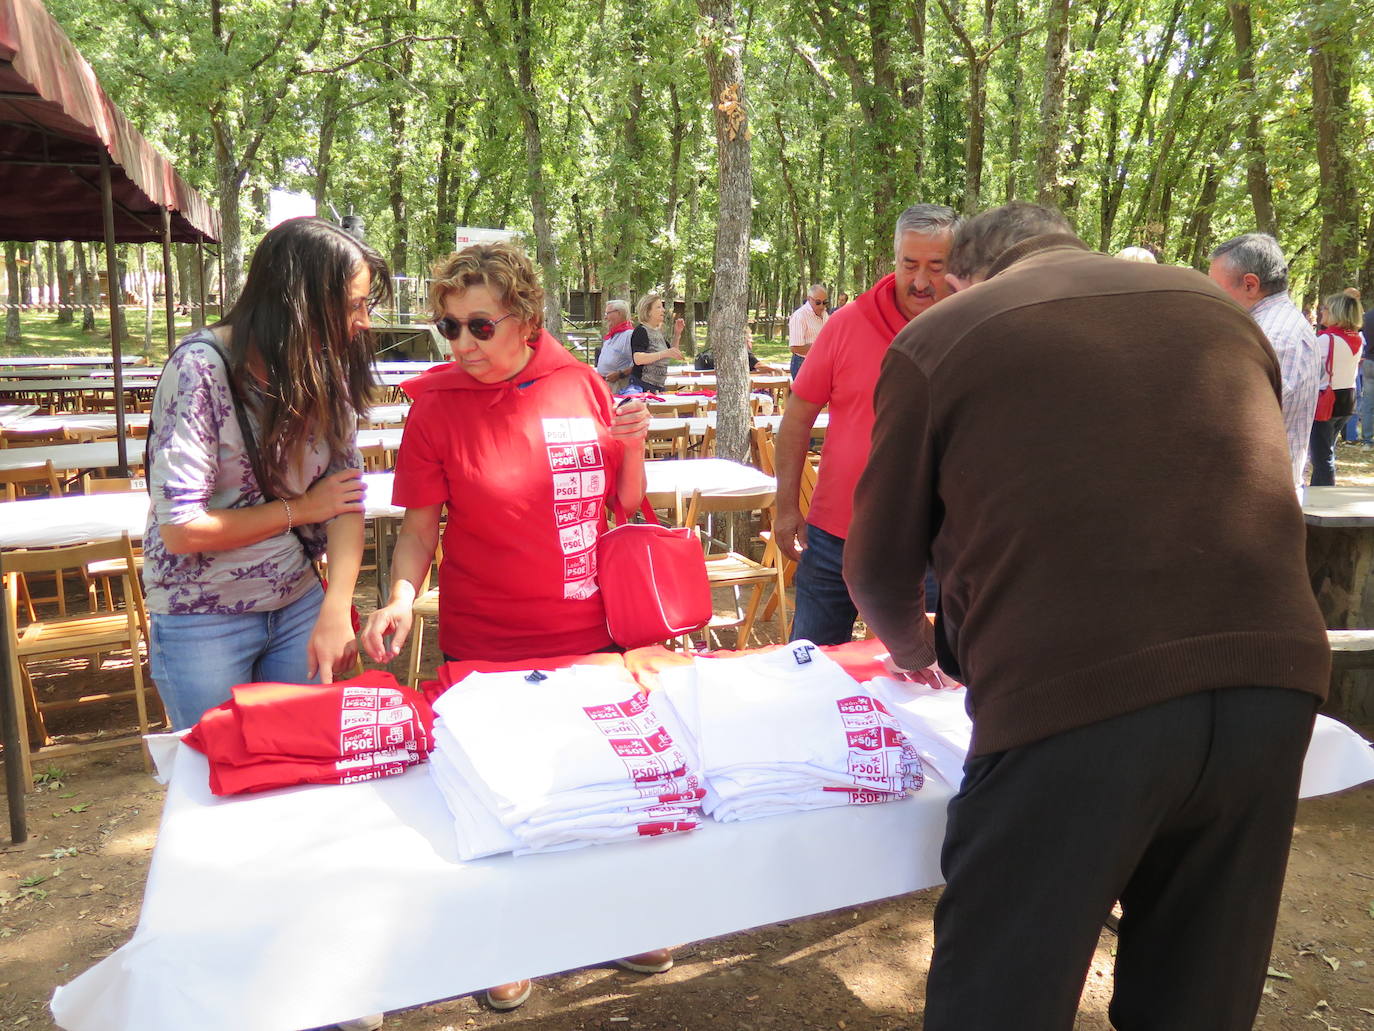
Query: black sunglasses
434 313 513 342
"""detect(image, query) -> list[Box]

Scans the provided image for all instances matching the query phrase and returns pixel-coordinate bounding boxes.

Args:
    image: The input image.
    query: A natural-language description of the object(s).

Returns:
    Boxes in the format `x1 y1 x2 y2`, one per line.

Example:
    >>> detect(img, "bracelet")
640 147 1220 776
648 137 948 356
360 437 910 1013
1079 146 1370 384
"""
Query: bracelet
281 497 294 533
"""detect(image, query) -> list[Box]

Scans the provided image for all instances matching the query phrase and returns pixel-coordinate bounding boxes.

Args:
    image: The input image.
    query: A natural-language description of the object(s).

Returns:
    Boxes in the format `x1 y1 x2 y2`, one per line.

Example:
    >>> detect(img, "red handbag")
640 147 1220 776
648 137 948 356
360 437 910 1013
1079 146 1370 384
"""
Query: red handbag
598 498 712 648
1314 338 1336 422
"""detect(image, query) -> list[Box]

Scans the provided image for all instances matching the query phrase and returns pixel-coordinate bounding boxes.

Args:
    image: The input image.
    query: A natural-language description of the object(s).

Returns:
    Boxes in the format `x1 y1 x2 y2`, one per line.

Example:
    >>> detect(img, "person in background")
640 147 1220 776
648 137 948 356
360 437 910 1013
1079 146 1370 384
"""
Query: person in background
361 242 666 1012
1356 291 1374 448
847 201 1327 1031
1208 233 1320 487
787 284 828 378
628 292 684 395
595 298 635 392
1309 291 1364 484
829 291 850 313
774 203 959 646
1116 246 1157 263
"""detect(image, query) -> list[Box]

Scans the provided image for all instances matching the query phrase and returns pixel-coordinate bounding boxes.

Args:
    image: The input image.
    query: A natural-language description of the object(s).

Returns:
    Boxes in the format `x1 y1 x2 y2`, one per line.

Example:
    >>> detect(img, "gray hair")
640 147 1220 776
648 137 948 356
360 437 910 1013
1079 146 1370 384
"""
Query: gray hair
1210 233 1289 297
1117 246 1157 263
605 298 630 321
807 283 828 300
948 202 1076 280
893 204 961 261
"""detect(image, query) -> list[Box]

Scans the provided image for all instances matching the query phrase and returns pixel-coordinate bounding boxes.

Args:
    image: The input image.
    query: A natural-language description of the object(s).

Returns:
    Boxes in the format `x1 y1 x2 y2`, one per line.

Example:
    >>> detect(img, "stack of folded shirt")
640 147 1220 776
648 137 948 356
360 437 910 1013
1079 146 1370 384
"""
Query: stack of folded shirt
185 672 435 796
656 642 924 822
428 664 705 859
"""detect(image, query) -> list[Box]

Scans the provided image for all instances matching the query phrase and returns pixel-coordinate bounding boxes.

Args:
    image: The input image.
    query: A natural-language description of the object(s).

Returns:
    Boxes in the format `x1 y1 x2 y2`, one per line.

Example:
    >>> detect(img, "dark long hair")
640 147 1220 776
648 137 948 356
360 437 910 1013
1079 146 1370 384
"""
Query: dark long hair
215 217 391 497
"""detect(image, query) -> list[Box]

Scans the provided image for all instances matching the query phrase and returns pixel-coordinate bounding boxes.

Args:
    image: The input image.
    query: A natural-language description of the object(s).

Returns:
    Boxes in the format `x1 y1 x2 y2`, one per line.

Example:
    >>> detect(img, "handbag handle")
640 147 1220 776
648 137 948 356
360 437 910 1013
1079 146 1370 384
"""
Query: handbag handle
610 495 660 528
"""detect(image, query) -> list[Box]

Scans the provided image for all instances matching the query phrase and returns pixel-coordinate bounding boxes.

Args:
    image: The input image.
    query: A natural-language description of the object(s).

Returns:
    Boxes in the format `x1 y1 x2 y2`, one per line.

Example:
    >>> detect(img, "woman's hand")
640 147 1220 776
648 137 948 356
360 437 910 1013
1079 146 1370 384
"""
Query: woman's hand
362 601 415 663
296 468 367 525
673 317 685 339
609 398 650 442
307 604 359 684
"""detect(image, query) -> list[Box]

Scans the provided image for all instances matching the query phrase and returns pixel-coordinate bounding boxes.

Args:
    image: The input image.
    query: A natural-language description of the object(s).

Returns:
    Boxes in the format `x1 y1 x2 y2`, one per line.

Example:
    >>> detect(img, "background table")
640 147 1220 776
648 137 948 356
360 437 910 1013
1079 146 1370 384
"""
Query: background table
0 355 138 367
0 473 402 550
1304 486 1374 719
644 458 775 508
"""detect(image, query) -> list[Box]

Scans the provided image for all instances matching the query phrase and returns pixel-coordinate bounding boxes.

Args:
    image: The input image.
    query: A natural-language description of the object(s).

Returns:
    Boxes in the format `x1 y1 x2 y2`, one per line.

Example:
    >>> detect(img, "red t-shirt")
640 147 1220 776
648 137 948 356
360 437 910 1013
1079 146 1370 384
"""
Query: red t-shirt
791 273 911 539
394 333 626 661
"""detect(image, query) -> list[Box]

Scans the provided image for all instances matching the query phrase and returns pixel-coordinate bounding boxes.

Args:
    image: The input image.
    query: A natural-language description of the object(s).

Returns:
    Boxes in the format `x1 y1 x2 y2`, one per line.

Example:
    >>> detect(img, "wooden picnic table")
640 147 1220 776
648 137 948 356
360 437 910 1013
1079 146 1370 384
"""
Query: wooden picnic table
1303 486 1374 720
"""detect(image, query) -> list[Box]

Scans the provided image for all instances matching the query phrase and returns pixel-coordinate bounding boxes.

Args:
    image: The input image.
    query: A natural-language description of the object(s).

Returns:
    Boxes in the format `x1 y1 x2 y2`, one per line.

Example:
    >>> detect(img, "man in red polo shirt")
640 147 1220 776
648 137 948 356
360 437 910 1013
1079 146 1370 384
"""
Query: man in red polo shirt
774 204 960 645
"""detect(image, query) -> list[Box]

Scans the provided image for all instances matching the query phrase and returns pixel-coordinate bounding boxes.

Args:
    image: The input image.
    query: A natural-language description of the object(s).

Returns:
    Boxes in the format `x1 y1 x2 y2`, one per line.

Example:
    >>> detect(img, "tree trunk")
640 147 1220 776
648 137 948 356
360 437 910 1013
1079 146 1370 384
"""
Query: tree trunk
4 241 20 343
660 84 688 305
214 126 246 306
1001 0 1024 202
55 242 73 325
1033 0 1071 206
1309 23 1357 297
904 0 927 184
681 171 703 356
314 76 341 214
75 241 96 332
506 0 562 336
700 0 753 464
138 245 154 356
1059 0 1112 211
1228 0 1277 237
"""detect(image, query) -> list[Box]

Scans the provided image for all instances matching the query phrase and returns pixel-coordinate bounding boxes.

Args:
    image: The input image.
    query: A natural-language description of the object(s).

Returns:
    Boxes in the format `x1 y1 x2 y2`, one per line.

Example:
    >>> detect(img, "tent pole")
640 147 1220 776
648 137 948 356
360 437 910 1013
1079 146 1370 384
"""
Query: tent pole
162 209 175 354
196 239 207 328
99 150 129 476
2 573 28 844
218 249 226 318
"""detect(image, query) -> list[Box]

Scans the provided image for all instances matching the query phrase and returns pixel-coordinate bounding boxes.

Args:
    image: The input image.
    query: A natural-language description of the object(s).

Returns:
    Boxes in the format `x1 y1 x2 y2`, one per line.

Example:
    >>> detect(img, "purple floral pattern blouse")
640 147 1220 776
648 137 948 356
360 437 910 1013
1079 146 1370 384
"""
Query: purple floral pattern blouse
142 331 362 615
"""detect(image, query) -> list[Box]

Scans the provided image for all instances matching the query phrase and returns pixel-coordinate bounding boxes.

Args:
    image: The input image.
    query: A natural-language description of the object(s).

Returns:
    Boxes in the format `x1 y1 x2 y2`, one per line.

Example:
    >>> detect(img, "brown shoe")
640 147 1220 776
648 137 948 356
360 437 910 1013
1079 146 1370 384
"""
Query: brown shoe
615 948 674 974
485 979 533 1011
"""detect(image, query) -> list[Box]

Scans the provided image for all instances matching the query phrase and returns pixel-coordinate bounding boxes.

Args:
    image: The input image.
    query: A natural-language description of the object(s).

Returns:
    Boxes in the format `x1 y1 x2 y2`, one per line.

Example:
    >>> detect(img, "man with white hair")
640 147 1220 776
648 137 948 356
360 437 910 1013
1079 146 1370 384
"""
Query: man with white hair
787 283 829 378
594 298 635 391
774 203 959 645
1208 233 1320 486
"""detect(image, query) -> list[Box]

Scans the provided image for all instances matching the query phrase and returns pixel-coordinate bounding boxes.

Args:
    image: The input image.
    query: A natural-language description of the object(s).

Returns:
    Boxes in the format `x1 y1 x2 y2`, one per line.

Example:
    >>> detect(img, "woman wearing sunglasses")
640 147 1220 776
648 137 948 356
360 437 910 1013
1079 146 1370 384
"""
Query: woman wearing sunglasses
144 217 390 745
361 242 663 1010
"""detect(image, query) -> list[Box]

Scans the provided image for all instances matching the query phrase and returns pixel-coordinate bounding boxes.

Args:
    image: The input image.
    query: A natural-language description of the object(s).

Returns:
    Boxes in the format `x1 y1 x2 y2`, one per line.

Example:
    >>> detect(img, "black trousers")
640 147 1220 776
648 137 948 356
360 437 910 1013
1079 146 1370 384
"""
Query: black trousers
923 686 1317 1031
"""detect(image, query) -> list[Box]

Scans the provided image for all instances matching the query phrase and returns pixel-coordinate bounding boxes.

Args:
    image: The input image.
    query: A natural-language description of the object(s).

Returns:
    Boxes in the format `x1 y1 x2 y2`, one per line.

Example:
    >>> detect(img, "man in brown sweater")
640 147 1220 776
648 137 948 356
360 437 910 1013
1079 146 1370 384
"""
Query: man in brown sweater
845 203 1329 1030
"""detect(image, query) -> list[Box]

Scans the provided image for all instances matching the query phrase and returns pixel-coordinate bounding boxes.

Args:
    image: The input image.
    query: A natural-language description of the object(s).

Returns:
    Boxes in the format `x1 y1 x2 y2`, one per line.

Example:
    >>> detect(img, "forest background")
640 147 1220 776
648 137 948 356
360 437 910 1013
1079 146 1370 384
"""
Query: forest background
3 0 1373 351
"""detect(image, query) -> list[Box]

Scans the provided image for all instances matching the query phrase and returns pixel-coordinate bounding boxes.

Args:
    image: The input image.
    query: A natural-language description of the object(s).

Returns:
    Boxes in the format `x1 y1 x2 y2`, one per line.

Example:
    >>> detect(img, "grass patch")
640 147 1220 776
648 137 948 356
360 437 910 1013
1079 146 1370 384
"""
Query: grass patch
2 307 202 363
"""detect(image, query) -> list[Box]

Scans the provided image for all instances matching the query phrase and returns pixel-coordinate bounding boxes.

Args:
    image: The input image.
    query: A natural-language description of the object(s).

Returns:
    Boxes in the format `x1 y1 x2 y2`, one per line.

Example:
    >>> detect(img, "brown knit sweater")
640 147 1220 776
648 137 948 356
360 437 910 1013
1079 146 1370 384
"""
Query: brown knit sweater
844 234 1330 756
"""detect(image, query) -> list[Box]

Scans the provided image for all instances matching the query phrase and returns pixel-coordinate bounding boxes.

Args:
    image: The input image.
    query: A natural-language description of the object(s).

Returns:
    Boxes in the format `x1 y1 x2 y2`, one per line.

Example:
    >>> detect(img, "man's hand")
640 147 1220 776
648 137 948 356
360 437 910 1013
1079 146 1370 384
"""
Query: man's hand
773 504 808 563
879 652 959 689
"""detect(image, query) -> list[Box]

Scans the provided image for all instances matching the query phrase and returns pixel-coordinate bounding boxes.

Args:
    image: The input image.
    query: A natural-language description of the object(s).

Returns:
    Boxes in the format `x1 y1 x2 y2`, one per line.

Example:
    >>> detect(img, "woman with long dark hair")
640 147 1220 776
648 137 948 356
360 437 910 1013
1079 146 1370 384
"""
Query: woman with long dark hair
144 216 392 733
1308 291 1364 487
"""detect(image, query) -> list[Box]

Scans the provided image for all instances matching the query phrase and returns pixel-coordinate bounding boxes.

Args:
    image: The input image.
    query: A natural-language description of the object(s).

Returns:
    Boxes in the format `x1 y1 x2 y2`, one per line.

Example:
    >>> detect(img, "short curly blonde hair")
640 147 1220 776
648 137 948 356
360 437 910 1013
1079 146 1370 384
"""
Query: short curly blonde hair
429 243 544 337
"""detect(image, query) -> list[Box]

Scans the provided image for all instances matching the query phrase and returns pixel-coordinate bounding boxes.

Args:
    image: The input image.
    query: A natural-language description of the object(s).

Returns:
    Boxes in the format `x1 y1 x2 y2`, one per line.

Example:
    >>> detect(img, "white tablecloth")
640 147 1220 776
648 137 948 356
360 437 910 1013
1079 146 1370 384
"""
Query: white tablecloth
7 412 151 434
47 705 1374 1031
0 473 402 549
49 740 954 1031
0 438 129 473
644 458 775 506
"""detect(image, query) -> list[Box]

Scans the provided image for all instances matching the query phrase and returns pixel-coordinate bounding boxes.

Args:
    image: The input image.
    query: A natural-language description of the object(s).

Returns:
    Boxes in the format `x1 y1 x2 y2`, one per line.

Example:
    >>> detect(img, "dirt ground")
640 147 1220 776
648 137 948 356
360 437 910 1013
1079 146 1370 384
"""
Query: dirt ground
3 443 1374 1030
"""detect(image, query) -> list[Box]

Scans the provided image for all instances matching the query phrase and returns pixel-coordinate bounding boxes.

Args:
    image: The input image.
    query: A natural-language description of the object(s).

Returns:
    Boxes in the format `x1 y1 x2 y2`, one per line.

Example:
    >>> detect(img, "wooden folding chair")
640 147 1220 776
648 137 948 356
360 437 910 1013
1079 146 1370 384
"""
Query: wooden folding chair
0 426 73 448
0 459 63 502
406 539 445 689
2 533 156 785
645 423 690 460
81 477 150 640
678 487 788 649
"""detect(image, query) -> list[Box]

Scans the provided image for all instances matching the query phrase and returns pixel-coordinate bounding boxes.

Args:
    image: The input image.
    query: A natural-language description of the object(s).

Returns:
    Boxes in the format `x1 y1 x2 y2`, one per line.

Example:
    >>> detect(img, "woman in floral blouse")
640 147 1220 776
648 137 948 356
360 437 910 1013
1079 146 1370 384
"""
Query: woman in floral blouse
143 217 391 731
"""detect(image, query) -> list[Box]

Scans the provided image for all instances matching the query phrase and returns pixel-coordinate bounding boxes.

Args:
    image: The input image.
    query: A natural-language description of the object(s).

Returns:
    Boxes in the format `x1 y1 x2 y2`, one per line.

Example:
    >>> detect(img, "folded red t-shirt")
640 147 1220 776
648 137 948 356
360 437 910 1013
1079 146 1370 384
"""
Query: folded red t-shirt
230 673 435 760
184 702 420 796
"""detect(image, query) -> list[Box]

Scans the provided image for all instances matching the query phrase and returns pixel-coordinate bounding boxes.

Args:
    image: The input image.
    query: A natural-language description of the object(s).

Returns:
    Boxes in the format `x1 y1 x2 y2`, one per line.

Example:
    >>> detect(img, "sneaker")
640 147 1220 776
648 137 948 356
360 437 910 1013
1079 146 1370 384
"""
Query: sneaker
485 979 533 1011
615 948 674 974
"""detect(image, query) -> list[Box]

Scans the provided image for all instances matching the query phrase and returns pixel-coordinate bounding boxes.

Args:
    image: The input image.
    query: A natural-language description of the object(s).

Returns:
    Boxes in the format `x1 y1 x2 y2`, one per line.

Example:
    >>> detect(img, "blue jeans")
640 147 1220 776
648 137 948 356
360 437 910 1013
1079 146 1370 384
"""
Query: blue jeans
791 524 858 646
1359 360 1374 442
790 352 806 379
1308 418 1344 486
791 523 940 647
150 582 324 730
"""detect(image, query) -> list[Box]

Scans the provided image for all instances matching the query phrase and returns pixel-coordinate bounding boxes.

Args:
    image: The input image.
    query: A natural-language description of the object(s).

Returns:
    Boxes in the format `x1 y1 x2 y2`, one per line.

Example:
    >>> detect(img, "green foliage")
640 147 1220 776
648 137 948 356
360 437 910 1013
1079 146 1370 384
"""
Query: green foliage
30 0 1374 311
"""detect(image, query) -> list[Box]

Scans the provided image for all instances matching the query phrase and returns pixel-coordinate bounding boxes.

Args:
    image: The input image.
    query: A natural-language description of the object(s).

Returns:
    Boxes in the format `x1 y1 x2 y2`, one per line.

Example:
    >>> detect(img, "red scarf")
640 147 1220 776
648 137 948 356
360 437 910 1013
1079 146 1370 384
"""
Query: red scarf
604 320 633 340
